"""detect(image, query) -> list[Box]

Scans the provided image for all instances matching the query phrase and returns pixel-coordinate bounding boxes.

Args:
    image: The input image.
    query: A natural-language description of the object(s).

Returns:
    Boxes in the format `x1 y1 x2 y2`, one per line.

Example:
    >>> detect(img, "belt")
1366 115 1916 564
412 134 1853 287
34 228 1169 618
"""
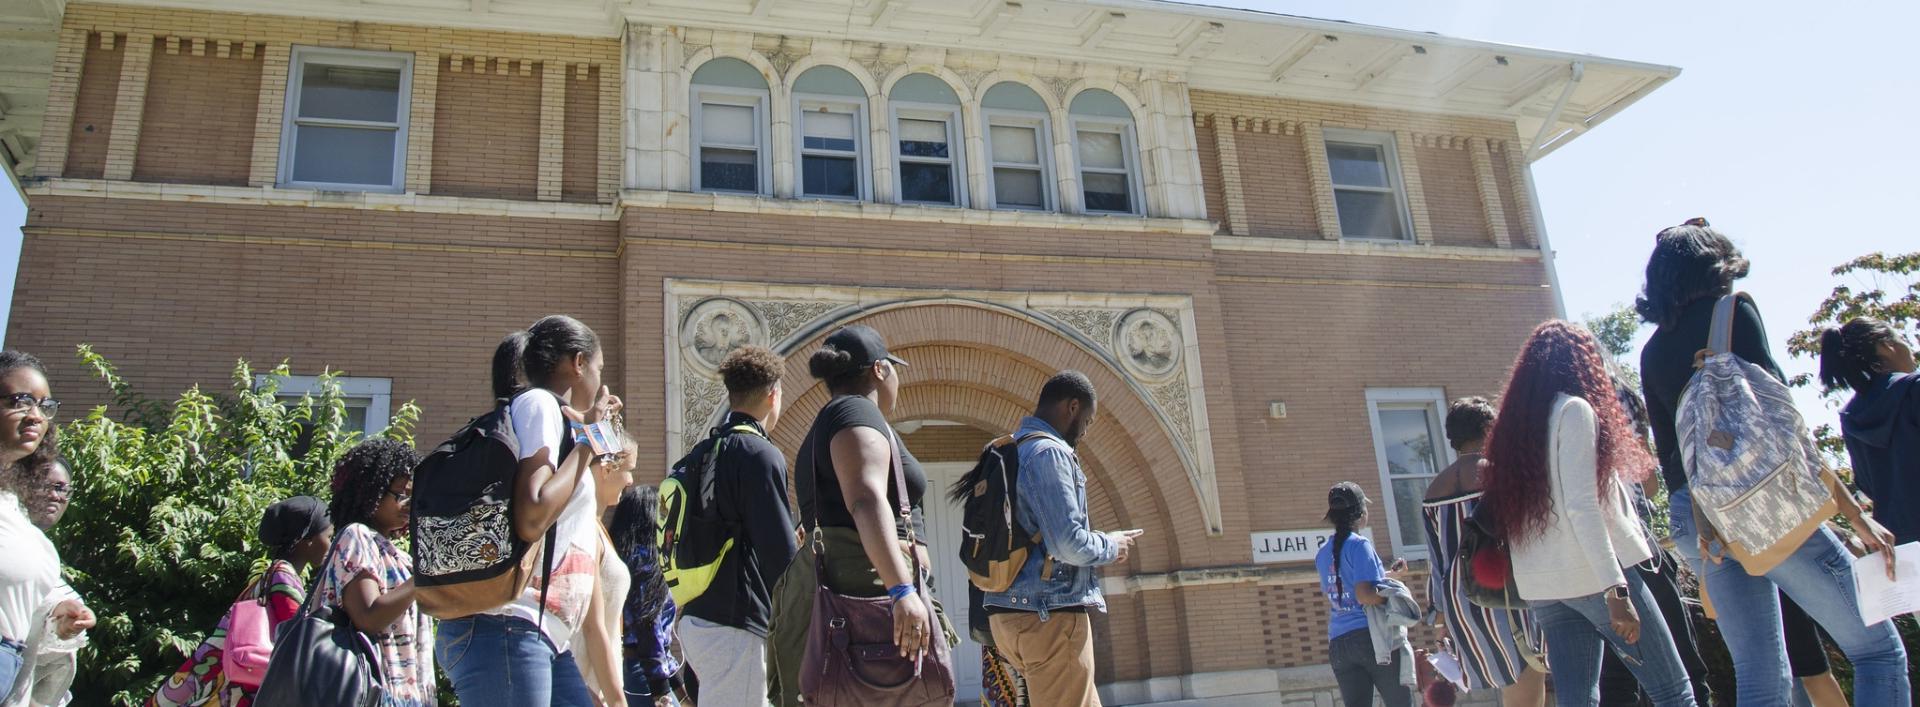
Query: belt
0 636 22 653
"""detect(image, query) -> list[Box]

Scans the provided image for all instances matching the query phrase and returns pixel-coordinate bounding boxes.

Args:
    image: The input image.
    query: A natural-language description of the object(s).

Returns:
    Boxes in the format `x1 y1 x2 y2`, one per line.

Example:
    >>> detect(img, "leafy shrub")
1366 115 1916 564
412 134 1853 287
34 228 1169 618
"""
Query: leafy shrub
49 346 418 706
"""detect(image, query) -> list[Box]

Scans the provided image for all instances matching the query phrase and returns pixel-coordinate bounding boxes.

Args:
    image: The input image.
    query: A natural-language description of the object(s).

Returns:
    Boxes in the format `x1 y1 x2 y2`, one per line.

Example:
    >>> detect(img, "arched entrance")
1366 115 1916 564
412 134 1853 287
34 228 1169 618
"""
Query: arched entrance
761 303 1195 695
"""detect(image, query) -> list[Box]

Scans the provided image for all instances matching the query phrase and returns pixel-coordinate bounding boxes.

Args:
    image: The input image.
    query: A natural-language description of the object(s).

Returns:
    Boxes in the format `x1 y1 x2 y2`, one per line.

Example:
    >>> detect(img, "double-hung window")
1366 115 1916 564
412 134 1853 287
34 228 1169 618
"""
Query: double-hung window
279 48 411 192
694 92 767 195
1324 129 1413 240
1073 120 1138 214
1364 388 1452 557
798 101 864 199
986 113 1052 211
893 107 963 206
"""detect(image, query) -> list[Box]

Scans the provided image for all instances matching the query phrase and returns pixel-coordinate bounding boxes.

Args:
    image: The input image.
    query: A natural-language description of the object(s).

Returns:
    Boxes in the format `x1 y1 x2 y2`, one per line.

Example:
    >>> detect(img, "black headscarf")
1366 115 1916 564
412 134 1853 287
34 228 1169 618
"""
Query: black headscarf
259 495 330 560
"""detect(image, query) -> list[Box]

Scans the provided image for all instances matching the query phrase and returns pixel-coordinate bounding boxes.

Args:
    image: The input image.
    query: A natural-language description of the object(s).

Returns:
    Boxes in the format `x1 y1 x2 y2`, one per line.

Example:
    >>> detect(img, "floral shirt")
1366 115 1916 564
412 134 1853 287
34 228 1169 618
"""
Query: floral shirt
146 561 305 707
621 544 681 684
315 524 436 706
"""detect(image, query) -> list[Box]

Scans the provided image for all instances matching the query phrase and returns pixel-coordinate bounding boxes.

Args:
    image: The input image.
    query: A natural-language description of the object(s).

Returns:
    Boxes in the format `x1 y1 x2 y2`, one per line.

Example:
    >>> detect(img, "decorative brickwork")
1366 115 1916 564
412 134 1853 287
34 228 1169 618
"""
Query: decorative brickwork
60 34 122 179
135 40 261 186
433 57 540 200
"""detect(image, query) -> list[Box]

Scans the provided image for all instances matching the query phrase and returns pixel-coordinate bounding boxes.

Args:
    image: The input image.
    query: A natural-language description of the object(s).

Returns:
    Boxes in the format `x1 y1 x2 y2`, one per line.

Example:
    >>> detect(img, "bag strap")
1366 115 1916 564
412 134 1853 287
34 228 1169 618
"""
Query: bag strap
698 423 763 508
292 539 347 620
1706 293 1743 356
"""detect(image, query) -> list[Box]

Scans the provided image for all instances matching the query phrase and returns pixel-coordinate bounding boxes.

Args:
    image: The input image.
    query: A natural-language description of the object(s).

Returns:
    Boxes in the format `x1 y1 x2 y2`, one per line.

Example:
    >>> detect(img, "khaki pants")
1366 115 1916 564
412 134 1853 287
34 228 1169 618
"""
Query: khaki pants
988 611 1101 707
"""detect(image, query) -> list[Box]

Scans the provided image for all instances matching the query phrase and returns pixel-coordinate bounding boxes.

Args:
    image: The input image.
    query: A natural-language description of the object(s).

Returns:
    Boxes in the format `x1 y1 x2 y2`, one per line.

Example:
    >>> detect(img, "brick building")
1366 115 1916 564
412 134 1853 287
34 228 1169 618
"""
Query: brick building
0 0 1674 702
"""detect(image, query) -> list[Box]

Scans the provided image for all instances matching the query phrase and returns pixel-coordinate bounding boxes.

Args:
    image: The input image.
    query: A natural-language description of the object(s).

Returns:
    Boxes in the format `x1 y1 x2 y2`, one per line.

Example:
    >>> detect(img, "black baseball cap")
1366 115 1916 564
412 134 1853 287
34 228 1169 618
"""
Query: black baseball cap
822 325 909 368
1323 482 1371 521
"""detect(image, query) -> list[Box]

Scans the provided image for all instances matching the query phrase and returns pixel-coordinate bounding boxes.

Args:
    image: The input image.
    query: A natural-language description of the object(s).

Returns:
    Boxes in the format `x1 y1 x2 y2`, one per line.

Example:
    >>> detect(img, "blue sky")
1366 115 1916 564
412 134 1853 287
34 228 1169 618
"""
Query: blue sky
1 0 1913 426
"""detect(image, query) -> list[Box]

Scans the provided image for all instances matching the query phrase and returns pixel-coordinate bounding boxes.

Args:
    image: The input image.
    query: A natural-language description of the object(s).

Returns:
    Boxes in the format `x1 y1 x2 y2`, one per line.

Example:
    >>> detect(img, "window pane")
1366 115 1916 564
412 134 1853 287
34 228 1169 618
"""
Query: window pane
1082 172 1131 213
899 161 954 203
990 124 1040 164
701 148 758 192
702 103 757 146
1336 189 1407 240
803 111 857 152
803 154 859 198
1327 143 1390 188
290 125 396 186
994 167 1045 209
1391 477 1431 548
1378 407 1441 478
1076 130 1124 170
299 63 401 123
898 118 950 159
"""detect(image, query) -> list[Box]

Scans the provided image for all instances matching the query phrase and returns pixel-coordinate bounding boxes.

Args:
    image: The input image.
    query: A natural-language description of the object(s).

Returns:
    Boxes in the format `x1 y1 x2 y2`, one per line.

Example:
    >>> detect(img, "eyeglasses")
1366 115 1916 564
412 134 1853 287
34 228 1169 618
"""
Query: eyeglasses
5 393 59 420
39 481 71 498
383 488 412 504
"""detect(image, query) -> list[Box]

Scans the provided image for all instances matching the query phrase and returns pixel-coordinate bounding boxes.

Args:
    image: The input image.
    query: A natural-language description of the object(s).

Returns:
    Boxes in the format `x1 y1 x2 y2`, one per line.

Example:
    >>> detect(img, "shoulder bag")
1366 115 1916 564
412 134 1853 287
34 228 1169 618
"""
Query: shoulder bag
253 543 386 707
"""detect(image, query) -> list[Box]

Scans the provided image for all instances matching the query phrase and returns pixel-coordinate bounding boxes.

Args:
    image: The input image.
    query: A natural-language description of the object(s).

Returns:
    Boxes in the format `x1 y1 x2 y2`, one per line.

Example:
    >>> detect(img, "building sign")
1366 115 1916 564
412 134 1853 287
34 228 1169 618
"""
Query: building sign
1251 528 1373 564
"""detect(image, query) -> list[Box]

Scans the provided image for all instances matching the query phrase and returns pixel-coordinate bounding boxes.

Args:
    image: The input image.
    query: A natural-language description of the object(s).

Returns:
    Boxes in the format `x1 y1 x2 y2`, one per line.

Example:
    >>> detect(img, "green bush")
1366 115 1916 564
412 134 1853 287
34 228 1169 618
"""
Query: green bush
49 346 419 706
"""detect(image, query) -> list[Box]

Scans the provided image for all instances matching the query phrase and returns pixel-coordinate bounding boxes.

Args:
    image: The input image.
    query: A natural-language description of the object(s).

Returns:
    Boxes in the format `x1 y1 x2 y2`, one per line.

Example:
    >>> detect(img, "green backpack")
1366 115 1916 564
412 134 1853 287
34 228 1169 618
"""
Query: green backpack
658 423 762 606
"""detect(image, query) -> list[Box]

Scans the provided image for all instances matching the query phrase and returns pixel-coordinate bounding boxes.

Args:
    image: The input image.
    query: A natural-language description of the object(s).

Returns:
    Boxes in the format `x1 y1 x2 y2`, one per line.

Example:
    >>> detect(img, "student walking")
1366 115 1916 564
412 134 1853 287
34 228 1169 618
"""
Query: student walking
9 452 68 532
767 325 954 707
149 496 334 707
1419 397 1547 707
1637 222 1908 705
434 315 621 706
1316 482 1412 707
980 371 1138 707
1481 322 1695 707
1819 317 1920 544
572 428 638 705
313 439 437 706
611 485 686 707
0 350 94 707
674 346 796 707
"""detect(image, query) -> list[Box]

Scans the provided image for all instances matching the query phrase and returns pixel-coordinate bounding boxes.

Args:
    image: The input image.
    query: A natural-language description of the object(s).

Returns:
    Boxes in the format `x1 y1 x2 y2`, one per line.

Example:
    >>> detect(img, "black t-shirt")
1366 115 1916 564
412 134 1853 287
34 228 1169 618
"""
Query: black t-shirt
1640 295 1787 492
679 412 798 637
796 395 928 541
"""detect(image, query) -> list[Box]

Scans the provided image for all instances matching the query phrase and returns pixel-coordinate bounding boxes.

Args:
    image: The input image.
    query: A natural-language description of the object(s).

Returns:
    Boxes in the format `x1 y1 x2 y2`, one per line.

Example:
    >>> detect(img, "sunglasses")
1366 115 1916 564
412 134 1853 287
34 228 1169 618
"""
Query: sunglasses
5 393 60 420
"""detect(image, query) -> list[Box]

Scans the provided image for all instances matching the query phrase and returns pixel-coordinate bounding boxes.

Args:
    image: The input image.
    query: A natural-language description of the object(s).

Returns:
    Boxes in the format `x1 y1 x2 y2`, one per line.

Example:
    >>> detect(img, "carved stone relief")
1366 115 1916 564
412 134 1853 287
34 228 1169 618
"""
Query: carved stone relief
679 297 764 372
1113 308 1181 382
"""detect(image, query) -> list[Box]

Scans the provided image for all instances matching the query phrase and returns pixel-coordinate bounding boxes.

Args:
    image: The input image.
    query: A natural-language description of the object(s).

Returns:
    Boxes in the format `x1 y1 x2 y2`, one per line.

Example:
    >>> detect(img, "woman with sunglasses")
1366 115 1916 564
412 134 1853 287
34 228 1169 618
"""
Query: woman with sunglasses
0 350 94 707
315 438 437 706
1637 221 1907 704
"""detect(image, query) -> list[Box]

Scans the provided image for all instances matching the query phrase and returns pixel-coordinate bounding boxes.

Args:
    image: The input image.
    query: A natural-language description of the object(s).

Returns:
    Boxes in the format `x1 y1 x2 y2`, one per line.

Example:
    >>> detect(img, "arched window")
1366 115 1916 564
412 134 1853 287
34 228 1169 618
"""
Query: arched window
981 82 1054 211
690 58 770 195
888 73 966 207
792 66 868 200
1068 89 1141 215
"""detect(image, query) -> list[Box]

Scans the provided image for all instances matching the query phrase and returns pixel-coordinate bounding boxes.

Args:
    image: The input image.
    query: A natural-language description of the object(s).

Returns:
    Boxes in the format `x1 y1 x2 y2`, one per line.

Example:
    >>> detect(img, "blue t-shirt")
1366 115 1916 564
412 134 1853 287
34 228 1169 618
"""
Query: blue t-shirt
1314 532 1385 639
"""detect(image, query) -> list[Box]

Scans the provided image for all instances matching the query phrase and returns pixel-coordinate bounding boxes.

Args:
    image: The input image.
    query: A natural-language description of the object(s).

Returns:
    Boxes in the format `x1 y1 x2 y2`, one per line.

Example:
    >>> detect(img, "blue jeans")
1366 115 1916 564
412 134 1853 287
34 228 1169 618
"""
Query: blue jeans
436 614 597 707
0 637 22 699
1530 571 1696 707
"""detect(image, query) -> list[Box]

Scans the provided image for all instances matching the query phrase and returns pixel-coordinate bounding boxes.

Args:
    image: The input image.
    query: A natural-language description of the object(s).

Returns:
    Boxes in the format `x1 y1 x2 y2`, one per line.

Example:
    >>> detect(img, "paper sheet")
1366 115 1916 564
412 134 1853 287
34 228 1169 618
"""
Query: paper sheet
1427 650 1468 691
1851 541 1920 626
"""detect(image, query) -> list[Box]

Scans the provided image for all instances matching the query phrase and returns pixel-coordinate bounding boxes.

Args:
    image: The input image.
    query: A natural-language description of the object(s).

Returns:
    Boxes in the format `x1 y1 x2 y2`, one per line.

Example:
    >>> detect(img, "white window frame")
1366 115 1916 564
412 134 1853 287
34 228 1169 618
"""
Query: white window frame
1363 387 1454 560
1070 117 1143 216
890 102 967 207
692 87 771 196
793 95 869 201
258 374 393 438
983 109 1055 212
1323 128 1415 242
278 47 413 193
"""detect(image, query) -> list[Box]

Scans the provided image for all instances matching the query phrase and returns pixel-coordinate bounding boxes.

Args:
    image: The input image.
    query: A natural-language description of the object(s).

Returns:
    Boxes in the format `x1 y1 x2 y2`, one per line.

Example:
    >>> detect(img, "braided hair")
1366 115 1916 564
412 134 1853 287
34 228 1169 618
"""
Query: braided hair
327 438 419 531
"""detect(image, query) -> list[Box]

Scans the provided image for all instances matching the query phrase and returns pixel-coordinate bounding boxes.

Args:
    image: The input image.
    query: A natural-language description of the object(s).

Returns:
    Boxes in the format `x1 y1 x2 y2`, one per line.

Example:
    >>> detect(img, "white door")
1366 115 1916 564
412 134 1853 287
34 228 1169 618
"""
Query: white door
922 461 985 703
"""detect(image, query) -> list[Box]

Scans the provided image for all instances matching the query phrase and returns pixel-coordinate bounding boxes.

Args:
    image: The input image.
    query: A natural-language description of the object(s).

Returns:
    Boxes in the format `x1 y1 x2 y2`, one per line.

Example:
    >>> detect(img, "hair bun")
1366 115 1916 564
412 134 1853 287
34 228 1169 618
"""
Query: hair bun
808 346 857 381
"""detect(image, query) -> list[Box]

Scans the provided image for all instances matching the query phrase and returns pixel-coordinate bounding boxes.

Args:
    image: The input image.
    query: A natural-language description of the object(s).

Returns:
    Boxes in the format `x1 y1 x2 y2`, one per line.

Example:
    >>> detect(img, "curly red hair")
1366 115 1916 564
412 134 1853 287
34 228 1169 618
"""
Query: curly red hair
1481 321 1654 543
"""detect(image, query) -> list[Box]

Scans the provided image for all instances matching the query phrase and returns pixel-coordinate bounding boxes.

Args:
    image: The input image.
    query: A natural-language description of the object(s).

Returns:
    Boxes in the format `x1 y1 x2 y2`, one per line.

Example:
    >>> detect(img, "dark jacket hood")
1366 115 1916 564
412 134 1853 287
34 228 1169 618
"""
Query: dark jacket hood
1841 371 1919 449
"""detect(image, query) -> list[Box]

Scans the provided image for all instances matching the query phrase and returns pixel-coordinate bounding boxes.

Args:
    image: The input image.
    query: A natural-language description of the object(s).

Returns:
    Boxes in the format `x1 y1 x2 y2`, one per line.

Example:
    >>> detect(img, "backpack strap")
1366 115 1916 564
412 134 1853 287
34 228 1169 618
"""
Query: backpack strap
697 423 764 509
1706 293 1743 357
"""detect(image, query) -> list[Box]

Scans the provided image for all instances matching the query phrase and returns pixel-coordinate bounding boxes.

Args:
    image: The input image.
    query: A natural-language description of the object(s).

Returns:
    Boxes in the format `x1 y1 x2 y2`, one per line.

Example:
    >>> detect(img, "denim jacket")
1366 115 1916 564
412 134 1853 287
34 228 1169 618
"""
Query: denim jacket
980 416 1119 618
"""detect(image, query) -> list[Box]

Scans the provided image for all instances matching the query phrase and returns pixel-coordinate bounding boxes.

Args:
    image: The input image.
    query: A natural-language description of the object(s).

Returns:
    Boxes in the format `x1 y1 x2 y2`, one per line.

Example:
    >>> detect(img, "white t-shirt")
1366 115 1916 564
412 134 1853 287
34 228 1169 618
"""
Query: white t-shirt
483 388 601 652
0 492 78 643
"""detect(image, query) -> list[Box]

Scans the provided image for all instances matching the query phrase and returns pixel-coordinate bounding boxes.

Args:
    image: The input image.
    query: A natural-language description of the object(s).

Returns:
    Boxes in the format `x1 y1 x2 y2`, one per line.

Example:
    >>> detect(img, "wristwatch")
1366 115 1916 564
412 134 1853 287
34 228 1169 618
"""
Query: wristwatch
1606 584 1630 601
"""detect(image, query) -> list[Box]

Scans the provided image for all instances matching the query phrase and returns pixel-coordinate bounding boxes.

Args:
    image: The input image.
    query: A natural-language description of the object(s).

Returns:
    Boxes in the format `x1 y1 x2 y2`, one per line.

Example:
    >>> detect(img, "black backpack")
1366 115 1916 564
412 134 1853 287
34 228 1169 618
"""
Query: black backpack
410 392 570 619
658 422 763 606
949 432 1048 592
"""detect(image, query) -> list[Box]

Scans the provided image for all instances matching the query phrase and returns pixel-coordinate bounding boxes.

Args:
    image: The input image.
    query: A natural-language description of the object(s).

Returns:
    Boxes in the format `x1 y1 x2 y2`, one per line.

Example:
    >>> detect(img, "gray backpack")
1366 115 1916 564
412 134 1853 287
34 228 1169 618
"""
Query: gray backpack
1675 293 1835 573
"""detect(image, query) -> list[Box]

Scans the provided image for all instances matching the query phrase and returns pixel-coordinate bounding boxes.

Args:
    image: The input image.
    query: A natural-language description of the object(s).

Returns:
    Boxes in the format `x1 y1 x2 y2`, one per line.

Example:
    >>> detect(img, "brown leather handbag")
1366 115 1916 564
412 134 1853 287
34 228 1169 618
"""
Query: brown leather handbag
799 426 956 706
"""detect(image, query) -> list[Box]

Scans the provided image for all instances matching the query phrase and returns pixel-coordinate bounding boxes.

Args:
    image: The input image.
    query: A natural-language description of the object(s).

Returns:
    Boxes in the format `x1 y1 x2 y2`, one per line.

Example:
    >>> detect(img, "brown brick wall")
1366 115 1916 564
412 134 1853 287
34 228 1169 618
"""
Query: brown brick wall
431 58 541 201
1490 146 1534 247
1193 121 1229 233
562 65 600 203
63 38 122 179
134 40 262 186
1416 145 1494 248
1237 130 1320 239
898 424 994 463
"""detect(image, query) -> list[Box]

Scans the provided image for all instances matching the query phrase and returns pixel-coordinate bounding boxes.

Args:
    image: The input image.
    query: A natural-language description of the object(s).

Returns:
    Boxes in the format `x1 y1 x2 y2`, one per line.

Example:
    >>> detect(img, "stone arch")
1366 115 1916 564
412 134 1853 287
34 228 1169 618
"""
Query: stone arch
878 64 972 103
1062 80 1147 124
681 48 781 90
765 301 1207 561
